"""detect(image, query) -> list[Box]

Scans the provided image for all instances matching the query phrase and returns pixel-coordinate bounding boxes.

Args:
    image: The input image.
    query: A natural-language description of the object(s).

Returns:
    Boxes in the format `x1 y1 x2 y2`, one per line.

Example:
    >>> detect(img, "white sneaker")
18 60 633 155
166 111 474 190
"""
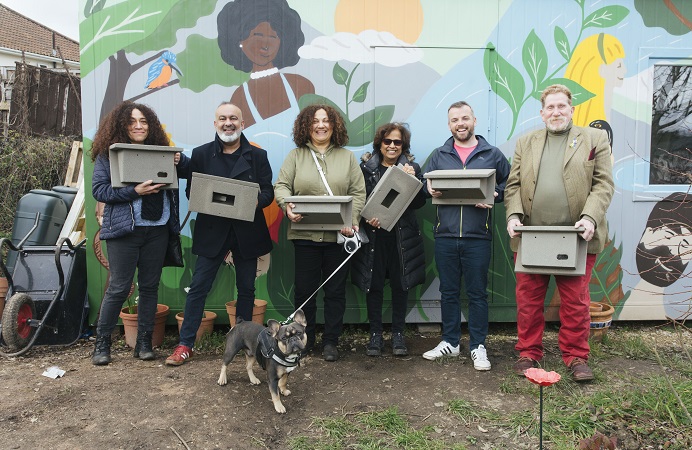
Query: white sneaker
471 344 491 371
422 341 460 360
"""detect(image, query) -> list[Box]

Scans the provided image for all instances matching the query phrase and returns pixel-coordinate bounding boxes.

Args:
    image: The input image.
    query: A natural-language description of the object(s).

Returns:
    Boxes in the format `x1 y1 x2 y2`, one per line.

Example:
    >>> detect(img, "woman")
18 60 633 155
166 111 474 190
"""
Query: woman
351 123 426 357
274 104 366 361
217 0 314 128
90 101 189 365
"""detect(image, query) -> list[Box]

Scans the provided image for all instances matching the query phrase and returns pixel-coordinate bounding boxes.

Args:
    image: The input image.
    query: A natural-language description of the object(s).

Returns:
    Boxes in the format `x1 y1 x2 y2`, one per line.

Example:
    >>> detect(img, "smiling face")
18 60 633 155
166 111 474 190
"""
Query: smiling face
310 108 333 148
214 103 244 145
127 109 149 144
380 129 403 166
600 57 626 88
540 92 574 132
240 21 280 70
448 105 476 145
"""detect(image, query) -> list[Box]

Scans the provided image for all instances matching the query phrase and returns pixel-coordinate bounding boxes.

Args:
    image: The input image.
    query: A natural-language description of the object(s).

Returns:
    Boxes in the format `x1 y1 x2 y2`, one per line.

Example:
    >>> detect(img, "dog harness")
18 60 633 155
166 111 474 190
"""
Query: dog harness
255 328 301 371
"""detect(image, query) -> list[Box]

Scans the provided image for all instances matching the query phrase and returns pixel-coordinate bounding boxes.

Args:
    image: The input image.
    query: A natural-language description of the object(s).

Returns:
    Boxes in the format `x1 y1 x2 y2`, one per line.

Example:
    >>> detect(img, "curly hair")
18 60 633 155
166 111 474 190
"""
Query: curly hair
372 122 414 162
292 104 349 148
90 102 170 161
540 84 572 107
217 0 304 73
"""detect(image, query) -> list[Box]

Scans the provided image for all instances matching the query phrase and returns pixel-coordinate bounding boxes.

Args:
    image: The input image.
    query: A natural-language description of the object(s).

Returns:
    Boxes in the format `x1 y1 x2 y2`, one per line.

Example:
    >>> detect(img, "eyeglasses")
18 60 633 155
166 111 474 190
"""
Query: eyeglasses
382 139 403 146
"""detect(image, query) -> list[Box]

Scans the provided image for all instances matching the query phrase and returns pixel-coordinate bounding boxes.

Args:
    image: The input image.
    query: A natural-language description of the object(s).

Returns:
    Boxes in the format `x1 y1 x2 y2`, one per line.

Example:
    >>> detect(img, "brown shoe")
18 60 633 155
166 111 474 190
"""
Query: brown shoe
569 358 594 382
513 357 537 376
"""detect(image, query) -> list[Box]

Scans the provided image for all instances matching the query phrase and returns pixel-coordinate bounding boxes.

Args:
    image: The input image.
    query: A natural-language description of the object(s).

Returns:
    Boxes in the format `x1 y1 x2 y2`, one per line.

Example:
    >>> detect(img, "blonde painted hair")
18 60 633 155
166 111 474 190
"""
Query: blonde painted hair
564 33 625 126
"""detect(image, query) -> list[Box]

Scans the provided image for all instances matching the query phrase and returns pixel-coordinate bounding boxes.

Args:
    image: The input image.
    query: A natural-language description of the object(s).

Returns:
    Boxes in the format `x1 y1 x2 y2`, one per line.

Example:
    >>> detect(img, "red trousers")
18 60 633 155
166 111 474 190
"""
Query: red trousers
514 253 596 366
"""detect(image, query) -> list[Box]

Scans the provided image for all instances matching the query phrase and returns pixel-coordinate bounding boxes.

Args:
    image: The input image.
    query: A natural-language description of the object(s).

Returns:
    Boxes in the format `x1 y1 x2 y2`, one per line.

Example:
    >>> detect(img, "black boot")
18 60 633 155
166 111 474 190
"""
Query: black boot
92 334 112 366
134 331 156 360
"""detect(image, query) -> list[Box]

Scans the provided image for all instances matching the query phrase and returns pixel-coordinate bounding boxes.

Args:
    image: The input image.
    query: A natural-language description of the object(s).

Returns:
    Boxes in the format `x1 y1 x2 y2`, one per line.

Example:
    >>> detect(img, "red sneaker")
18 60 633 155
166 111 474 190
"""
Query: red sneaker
165 345 193 366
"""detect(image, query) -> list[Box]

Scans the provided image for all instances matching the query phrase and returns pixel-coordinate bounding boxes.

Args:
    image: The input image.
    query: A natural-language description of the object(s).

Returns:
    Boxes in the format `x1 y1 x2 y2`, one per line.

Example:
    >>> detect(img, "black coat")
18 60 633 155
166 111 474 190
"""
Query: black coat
351 152 426 292
187 133 273 259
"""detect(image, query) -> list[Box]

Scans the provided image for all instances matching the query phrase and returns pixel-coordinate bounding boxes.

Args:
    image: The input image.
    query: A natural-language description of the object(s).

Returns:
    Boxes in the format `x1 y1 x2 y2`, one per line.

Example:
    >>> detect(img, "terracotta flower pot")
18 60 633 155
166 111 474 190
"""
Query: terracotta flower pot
225 299 267 327
589 302 614 342
175 311 217 343
119 304 170 348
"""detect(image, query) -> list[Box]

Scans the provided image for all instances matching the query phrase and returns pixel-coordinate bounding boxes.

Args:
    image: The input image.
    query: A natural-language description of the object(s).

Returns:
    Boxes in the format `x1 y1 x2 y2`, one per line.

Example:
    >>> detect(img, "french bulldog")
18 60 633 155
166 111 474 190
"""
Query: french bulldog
217 310 307 413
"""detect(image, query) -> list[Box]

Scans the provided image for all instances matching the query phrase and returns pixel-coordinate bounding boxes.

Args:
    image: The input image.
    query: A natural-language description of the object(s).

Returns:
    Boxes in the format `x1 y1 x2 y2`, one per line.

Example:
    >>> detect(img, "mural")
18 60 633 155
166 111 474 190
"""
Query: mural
79 0 692 325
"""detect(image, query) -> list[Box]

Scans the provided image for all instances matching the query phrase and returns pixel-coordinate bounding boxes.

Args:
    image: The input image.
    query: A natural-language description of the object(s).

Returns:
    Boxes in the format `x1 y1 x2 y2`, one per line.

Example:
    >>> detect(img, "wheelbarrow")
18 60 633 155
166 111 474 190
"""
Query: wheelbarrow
0 213 88 357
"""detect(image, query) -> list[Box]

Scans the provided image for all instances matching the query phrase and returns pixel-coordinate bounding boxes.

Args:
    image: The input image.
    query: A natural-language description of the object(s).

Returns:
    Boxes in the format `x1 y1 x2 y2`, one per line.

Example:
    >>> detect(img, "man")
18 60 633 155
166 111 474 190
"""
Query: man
505 84 614 382
166 102 273 366
423 101 510 371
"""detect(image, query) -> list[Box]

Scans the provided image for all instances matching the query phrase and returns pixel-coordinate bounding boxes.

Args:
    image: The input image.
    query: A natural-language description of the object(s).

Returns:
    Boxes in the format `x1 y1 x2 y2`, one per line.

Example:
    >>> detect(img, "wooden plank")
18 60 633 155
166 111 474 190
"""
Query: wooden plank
59 163 85 241
64 141 83 187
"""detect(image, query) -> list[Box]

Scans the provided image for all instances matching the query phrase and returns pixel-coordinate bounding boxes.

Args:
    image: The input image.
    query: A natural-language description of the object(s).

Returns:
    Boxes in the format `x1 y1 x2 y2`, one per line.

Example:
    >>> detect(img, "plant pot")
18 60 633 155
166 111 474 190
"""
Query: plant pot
175 311 217 343
589 302 614 342
225 299 267 327
0 277 7 320
119 304 170 348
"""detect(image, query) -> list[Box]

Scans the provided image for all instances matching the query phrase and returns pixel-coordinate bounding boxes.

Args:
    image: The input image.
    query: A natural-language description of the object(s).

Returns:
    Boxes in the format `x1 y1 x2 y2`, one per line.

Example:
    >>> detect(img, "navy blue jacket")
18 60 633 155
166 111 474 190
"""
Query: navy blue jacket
92 152 190 240
187 133 273 259
424 135 510 240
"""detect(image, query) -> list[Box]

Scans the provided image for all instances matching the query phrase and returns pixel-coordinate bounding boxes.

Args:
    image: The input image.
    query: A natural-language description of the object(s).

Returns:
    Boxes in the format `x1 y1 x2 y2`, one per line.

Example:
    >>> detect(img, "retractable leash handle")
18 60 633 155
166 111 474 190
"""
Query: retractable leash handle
282 229 363 324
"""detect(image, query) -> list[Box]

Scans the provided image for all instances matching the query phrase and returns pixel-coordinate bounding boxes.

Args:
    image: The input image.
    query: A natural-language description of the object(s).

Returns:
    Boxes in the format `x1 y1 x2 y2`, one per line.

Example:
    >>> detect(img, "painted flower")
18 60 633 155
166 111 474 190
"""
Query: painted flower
524 368 561 386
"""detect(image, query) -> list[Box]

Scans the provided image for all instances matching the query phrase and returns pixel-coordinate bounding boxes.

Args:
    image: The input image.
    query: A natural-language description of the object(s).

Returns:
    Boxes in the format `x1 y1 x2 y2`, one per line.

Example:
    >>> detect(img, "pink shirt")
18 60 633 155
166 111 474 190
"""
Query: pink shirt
454 143 476 165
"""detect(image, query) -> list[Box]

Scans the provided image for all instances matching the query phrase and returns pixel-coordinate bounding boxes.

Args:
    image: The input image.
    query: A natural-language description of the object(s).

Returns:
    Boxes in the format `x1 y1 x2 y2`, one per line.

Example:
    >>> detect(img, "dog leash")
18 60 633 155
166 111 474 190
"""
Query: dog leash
283 240 360 324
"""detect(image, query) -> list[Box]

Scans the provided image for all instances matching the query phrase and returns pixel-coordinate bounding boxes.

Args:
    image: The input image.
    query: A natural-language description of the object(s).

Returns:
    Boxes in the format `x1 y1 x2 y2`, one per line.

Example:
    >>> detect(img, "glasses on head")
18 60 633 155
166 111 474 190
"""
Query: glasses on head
382 139 403 146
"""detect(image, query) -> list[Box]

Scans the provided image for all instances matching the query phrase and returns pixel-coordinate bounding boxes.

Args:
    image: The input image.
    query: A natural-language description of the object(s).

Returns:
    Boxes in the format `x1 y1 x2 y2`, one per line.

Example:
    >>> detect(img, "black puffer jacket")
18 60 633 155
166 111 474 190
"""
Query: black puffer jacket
351 151 426 292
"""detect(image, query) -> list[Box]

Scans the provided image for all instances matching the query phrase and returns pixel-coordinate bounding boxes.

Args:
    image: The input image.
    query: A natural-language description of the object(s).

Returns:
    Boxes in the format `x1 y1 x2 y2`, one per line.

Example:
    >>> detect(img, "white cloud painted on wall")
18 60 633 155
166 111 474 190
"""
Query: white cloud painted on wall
298 30 423 67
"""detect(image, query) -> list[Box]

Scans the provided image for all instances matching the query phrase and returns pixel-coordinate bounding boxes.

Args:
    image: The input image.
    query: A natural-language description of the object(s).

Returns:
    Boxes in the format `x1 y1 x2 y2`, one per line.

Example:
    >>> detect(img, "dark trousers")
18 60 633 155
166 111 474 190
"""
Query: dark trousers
97 226 168 336
366 234 408 334
179 226 256 348
293 242 349 346
434 237 491 351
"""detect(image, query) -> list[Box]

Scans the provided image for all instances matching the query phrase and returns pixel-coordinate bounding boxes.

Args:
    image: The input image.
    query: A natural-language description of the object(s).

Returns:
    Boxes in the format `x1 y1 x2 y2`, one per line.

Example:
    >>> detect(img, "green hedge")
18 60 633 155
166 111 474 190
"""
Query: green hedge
0 132 74 238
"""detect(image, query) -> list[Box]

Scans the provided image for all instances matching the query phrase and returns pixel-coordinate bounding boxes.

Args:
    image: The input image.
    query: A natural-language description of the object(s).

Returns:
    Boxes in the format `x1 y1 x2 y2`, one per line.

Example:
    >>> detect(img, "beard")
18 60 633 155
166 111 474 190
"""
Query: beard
545 116 570 132
453 126 475 144
217 130 240 144
635 243 686 287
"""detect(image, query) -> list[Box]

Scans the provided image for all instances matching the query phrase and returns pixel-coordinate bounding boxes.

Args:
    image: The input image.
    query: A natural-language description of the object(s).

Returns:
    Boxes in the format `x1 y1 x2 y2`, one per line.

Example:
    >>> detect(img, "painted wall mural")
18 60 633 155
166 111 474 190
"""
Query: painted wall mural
79 0 692 325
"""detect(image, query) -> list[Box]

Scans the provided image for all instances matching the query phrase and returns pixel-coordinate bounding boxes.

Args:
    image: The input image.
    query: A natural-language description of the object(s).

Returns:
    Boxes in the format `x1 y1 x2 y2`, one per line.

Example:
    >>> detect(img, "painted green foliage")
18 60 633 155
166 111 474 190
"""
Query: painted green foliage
590 231 630 318
298 62 395 147
80 0 217 77
176 35 249 93
484 0 629 139
634 0 692 36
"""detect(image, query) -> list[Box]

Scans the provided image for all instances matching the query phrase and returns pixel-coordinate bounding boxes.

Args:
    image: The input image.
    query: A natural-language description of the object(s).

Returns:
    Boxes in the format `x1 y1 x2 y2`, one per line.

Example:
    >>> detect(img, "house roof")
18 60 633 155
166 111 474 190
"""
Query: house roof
0 4 79 64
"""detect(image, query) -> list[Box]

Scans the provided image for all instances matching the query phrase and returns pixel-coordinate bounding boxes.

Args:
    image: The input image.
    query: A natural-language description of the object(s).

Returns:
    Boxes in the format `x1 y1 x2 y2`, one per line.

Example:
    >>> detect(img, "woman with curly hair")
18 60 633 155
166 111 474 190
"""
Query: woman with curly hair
351 123 426 357
274 104 366 361
217 0 314 128
90 101 189 366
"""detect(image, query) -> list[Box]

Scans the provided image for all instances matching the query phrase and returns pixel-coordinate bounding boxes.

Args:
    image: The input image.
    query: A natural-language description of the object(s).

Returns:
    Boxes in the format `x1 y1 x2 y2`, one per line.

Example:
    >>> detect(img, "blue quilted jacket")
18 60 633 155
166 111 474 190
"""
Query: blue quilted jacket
92 153 190 240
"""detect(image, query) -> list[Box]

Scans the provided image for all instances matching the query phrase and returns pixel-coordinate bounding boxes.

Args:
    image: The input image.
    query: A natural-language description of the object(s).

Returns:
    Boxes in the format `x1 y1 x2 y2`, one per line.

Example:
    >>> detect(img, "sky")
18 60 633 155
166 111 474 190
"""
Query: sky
1 0 80 41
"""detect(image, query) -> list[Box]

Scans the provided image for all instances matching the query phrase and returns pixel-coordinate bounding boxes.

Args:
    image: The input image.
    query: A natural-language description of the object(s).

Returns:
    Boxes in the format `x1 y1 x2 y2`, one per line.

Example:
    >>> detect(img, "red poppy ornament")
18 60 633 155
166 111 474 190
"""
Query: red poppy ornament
524 368 561 386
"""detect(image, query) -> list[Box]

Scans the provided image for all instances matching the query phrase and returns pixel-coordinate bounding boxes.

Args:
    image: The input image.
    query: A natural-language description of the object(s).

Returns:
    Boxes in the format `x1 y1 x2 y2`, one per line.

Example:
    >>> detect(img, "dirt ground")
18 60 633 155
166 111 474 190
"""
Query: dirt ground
0 323 689 450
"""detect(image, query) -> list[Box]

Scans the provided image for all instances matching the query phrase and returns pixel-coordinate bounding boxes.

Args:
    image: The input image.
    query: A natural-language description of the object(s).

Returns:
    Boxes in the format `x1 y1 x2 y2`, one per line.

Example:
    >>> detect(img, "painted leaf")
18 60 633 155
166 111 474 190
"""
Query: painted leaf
522 30 548 92
534 78 595 106
583 6 629 29
351 81 370 103
635 0 692 36
484 44 525 115
298 94 348 120
589 233 629 318
177 35 249 92
554 26 571 61
333 62 349 86
347 105 395 147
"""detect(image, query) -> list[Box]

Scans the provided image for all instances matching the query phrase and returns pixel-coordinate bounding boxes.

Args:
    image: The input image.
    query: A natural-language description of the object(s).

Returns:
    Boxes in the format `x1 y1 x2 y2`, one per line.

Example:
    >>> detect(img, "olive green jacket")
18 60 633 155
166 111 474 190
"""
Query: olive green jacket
274 144 366 242
504 125 614 254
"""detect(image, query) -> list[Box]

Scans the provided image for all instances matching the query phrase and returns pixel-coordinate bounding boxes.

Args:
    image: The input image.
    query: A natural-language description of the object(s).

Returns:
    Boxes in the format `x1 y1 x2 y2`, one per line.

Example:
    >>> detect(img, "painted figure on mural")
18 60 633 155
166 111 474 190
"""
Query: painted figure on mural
565 33 625 153
217 0 315 129
505 84 614 382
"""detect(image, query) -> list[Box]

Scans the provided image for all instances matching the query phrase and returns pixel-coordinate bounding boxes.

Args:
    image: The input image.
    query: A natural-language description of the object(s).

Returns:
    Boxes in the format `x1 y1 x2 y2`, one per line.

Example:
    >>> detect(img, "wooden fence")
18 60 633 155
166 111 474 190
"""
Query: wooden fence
9 63 81 137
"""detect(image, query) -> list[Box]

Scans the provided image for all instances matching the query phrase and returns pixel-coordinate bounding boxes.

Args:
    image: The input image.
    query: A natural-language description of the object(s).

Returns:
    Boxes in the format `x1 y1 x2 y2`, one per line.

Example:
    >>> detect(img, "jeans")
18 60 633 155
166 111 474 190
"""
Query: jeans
293 242 349 346
434 237 491 350
366 233 408 334
515 253 597 365
96 226 168 336
179 226 257 348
